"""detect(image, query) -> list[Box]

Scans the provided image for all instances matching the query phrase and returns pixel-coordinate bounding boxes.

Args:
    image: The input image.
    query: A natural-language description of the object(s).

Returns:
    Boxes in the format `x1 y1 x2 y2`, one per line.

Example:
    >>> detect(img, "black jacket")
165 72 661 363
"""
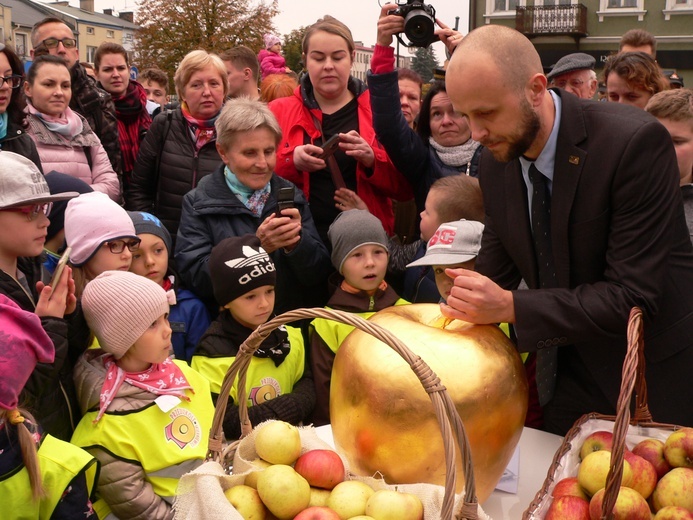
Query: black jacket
174 165 332 314
0 118 43 171
125 108 223 238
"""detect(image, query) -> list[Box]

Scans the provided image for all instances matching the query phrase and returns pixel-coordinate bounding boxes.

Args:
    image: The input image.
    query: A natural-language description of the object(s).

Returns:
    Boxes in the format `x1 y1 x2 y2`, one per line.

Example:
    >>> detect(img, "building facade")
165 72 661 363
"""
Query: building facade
352 41 413 82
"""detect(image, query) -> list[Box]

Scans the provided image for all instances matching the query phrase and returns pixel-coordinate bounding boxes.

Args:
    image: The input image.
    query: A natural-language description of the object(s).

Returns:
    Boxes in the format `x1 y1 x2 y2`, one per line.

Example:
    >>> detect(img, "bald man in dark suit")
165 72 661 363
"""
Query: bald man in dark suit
442 24 693 435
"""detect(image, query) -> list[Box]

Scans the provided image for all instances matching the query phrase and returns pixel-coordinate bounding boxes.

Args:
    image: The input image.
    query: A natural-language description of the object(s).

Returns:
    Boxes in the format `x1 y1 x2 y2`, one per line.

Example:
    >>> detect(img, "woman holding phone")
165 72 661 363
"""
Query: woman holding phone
175 98 332 314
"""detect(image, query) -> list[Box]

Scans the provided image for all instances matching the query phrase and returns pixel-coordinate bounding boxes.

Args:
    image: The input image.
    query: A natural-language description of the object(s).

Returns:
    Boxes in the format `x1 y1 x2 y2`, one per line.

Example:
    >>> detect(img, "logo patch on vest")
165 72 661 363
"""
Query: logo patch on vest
248 377 282 406
165 408 201 449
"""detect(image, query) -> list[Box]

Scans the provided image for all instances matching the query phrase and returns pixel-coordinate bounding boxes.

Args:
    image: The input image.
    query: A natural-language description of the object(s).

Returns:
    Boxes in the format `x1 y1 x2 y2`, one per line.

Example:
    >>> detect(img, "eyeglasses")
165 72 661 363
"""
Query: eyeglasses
552 78 585 89
105 239 141 254
0 75 23 89
39 37 77 50
0 203 52 221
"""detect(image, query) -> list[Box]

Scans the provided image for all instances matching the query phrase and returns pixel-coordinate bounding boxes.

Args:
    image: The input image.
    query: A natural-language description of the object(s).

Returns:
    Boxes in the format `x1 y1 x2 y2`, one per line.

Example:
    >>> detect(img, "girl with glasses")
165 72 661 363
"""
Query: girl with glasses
0 43 43 169
63 192 140 299
24 55 120 202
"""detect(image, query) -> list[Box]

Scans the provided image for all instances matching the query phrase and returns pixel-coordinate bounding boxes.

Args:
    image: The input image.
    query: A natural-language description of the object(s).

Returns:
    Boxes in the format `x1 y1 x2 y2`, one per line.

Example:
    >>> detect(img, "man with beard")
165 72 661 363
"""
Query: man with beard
440 24 693 435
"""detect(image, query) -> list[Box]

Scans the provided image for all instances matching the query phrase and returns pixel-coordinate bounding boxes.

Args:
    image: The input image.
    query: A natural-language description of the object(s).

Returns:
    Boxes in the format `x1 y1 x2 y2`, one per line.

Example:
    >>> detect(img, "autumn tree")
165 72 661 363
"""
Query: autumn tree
135 0 278 89
282 27 307 74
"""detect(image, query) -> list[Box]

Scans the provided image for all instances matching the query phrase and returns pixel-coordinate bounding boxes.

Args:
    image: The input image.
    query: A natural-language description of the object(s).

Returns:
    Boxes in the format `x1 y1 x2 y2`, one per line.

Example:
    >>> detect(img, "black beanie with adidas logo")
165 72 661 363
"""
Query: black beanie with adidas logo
209 234 277 306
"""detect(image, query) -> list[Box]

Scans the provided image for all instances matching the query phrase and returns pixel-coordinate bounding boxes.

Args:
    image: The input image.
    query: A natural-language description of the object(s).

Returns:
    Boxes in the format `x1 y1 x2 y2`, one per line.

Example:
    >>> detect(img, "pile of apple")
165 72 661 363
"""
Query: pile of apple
545 427 693 519
224 421 425 520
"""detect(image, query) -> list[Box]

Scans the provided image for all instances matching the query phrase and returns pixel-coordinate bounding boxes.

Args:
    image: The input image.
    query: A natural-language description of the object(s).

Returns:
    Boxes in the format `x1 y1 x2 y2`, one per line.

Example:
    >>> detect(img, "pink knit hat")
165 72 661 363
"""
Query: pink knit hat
264 33 281 49
81 271 170 359
64 192 139 267
0 295 55 410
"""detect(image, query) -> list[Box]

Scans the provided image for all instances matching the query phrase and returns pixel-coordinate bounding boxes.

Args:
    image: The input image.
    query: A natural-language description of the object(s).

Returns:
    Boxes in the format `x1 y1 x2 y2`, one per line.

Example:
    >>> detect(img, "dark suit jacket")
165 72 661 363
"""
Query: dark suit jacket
476 89 693 428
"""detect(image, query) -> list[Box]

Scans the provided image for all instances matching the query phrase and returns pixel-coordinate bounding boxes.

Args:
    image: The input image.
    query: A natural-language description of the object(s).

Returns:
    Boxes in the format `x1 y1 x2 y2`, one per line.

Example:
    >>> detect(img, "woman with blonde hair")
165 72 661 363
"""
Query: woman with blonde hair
126 49 227 239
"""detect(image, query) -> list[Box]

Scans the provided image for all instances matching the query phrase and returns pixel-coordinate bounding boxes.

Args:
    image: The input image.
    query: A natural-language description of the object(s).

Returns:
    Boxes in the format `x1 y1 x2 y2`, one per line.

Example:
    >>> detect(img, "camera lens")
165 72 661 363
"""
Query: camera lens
404 11 435 47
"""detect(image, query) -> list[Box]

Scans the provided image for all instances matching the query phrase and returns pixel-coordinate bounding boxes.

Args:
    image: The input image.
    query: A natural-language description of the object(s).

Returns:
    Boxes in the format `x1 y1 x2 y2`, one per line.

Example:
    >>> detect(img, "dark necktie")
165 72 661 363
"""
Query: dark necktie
529 163 558 406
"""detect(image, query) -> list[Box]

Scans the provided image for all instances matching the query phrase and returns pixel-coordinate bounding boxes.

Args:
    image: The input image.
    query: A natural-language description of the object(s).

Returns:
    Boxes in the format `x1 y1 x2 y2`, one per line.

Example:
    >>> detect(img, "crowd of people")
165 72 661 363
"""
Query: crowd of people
1 7 693 518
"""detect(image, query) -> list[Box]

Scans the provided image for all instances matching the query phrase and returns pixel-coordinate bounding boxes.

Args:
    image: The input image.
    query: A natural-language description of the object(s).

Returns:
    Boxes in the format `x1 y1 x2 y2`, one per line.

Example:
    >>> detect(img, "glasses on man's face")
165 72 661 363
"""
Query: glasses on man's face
0 203 52 221
0 75 23 89
40 37 78 50
552 78 585 89
105 239 141 254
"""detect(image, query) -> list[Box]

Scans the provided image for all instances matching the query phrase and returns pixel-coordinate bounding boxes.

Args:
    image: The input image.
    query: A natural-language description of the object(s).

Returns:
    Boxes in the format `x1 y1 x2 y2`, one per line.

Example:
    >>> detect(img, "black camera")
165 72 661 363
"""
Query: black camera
388 0 438 48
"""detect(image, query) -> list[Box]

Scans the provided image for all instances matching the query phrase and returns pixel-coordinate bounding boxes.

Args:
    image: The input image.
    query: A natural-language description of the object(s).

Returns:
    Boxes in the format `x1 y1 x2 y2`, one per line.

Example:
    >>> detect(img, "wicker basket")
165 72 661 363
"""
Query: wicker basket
197 307 487 520
523 307 683 519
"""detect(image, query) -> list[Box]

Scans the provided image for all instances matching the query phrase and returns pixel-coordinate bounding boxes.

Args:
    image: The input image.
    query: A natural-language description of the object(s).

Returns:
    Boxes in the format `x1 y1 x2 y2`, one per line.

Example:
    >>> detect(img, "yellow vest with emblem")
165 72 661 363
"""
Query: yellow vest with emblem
311 300 410 354
192 325 305 407
1 433 98 519
70 361 214 519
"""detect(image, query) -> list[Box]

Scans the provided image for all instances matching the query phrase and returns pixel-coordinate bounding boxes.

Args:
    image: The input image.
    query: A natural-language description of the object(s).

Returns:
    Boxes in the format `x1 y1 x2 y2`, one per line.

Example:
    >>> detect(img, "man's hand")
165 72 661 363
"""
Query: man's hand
257 208 302 253
440 268 516 324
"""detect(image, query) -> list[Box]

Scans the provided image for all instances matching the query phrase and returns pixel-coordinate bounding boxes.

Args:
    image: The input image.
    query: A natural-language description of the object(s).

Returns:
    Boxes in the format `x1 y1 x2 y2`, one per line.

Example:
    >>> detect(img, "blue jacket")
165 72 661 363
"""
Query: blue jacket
169 287 211 364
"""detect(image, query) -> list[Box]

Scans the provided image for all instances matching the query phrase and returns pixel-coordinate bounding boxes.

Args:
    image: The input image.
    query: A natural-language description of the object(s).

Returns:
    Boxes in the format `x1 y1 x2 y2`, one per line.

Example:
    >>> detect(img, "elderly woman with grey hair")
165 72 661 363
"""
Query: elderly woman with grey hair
175 98 332 314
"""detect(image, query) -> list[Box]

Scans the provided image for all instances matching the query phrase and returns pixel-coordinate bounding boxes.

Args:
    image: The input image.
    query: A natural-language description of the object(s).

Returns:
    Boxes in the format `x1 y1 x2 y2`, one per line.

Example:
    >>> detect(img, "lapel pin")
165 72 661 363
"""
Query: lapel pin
569 156 580 165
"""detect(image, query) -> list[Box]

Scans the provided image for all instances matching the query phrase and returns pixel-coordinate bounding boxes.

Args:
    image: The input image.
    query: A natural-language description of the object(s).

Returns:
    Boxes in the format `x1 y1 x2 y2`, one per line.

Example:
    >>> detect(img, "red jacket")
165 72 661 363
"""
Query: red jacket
269 78 413 235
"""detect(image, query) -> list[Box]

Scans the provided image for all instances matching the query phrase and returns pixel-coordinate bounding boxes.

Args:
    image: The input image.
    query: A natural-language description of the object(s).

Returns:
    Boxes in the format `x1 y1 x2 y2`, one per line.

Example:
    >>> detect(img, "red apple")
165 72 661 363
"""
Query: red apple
652 467 693 512
624 450 658 499
633 438 672 479
664 428 693 469
294 450 346 490
654 506 693 520
580 431 614 461
546 495 590 520
294 506 341 520
552 477 589 501
588 486 651 520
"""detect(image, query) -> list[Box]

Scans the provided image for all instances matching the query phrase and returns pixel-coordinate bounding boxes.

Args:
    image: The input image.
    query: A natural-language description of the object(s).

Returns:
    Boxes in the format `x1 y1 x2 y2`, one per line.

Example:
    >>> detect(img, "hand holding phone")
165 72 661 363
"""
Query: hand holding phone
276 186 295 216
319 134 342 160
48 247 71 301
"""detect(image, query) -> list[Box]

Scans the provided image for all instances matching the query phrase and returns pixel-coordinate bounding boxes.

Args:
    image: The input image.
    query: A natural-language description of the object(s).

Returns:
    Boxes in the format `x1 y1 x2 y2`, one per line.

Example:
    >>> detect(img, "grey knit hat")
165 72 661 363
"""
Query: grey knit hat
328 210 389 274
82 271 170 359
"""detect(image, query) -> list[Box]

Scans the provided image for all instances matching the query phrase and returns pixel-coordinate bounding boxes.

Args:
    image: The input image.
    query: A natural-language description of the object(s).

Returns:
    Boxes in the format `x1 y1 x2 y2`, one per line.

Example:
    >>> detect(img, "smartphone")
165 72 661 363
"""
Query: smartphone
319 134 342 160
48 246 72 299
276 186 295 216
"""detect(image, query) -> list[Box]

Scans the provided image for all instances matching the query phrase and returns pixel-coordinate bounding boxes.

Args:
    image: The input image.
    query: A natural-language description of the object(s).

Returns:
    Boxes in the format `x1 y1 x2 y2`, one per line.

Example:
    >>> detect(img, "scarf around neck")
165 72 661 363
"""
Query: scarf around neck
429 137 480 168
95 355 193 423
181 102 218 151
28 103 83 137
220 312 291 367
224 165 271 216
113 81 152 174
0 112 7 141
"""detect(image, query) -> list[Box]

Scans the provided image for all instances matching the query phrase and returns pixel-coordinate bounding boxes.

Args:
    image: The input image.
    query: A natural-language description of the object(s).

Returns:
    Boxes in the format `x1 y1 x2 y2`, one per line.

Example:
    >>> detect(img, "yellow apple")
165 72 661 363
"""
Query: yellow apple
654 506 693 520
255 421 302 466
365 489 423 520
588 486 651 519
309 487 332 507
224 484 268 520
325 480 374 520
244 458 273 489
256 464 310 520
330 304 527 501
578 450 633 497
652 467 693 512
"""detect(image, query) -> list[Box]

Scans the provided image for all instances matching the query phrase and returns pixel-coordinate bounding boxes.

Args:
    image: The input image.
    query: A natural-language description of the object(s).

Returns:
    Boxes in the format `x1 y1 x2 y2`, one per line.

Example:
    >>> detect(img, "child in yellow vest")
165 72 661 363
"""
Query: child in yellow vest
71 271 214 519
310 209 409 426
191 235 315 440
0 294 98 519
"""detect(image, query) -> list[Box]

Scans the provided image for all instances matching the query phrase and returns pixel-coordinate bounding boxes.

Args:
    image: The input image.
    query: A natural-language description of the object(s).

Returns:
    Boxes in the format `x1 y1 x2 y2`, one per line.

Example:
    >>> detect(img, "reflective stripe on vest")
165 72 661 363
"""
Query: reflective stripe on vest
312 300 410 354
0 433 98 519
71 361 214 511
191 326 305 406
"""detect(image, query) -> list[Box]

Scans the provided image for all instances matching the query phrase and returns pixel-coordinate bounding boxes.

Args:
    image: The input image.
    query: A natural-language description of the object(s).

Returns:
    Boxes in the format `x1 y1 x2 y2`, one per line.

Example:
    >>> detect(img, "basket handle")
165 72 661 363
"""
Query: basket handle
205 307 480 520
600 307 643 518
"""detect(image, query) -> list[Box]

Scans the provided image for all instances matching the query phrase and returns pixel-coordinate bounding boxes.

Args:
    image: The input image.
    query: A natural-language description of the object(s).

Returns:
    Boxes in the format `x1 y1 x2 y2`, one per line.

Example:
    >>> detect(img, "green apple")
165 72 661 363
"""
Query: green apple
255 421 302 466
365 489 424 520
256 464 311 519
652 467 693 512
588 486 651 519
224 484 268 520
325 480 374 520
578 450 633 497
244 458 273 489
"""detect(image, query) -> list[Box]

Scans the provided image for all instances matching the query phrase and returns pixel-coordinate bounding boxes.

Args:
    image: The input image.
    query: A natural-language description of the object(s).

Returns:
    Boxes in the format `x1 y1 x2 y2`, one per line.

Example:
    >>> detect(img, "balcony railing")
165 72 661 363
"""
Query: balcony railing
516 4 588 38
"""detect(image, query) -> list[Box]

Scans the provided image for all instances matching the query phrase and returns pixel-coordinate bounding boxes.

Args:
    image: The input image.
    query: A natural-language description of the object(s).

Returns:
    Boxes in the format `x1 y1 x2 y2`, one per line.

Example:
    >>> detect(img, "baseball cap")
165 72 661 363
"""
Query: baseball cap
0 152 79 209
407 220 484 267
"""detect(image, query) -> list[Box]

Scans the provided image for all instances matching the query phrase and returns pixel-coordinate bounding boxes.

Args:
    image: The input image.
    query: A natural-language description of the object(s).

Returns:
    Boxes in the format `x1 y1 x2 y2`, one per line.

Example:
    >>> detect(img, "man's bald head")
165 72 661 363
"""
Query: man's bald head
448 25 543 93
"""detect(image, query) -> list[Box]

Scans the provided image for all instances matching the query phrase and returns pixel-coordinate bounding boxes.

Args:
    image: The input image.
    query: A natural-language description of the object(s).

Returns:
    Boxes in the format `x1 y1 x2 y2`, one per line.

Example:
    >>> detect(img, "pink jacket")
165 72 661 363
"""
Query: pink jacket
26 112 120 201
258 49 287 79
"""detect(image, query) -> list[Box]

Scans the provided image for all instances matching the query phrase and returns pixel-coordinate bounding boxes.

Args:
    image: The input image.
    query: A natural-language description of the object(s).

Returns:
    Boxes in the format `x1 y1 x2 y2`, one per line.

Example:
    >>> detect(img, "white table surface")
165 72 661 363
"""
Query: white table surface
315 424 564 520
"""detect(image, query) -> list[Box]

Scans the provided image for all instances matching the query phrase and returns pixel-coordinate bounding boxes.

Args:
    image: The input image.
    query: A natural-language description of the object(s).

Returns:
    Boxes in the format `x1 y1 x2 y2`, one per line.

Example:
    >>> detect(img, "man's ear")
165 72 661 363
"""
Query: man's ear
527 72 548 107
243 67 252 81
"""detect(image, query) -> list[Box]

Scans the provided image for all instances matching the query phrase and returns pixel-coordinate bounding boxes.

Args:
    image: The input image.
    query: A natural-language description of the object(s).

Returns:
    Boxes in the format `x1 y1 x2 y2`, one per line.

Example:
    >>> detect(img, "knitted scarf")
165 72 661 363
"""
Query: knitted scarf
95 355 193 423
112 81 152 175
429 137 480 168
224 165 271 216
181 102 218 152
27 103 83 137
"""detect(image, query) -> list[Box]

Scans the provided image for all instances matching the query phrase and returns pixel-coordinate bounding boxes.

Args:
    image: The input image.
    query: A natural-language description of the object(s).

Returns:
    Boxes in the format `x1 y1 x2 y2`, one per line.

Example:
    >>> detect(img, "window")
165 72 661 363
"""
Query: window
86 26 95 34
597 0 646 21
16 33 27 57
664 0 693 19
86 46 97 63
107 30 114 38
485 0 523 21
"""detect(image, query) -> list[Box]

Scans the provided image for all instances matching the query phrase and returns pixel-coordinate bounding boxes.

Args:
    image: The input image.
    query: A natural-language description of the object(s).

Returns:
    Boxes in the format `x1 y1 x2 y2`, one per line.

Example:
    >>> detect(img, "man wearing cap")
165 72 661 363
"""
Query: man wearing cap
547 53 598 100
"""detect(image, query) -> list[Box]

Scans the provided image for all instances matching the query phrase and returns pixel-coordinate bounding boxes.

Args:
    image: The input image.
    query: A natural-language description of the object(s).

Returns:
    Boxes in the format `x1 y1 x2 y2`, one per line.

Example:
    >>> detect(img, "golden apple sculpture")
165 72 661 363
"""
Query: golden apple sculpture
330 304 528 502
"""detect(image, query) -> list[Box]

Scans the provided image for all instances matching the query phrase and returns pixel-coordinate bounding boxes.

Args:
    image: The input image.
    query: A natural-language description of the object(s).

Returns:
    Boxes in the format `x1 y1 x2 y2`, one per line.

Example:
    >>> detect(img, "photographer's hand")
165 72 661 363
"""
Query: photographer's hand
377 4 405 47
436 19 464 55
